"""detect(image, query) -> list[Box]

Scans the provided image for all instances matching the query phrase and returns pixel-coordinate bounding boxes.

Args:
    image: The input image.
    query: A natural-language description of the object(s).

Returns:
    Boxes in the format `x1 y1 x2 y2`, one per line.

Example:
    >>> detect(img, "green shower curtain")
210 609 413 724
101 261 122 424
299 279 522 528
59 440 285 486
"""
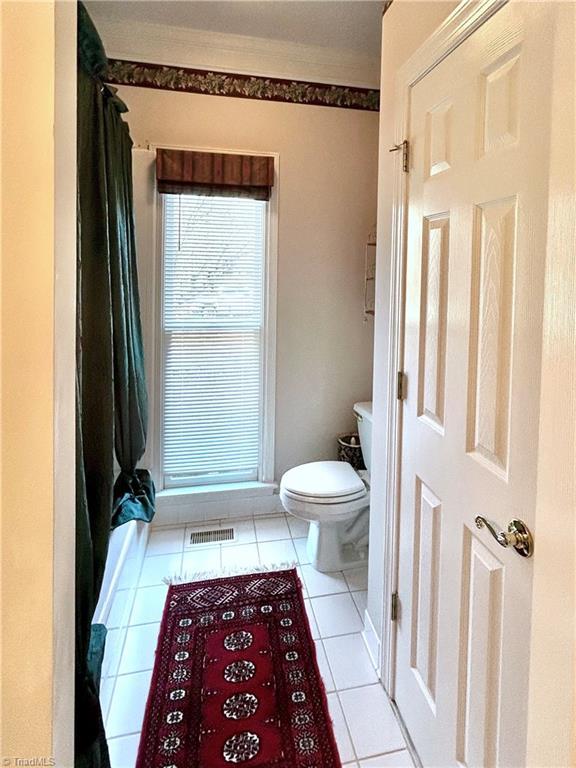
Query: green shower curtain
106 66 155 531
76 4 155 766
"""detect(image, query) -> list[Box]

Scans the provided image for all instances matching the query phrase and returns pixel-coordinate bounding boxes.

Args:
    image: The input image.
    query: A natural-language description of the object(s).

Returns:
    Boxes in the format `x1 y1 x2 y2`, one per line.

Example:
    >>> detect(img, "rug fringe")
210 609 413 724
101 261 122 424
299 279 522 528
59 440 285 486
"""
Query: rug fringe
163 561 297 585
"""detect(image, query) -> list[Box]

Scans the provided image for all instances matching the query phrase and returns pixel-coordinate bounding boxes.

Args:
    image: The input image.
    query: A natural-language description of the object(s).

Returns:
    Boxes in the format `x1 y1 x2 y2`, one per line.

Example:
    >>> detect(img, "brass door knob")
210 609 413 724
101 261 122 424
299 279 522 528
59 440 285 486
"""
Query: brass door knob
475 516 534 558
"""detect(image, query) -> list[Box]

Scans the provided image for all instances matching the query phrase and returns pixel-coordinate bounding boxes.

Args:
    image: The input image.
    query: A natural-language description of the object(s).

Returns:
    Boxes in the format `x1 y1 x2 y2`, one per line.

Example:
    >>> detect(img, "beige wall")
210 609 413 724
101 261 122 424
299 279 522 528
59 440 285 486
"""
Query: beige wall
117 85 379 486
1 0 55 759
1 2 76 763
366 0 457 655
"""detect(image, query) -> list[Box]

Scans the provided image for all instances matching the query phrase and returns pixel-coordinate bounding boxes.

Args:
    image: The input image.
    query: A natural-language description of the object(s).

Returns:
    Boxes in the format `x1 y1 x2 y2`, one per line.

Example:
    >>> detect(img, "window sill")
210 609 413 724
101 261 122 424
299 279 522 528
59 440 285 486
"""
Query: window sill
156 481 277 506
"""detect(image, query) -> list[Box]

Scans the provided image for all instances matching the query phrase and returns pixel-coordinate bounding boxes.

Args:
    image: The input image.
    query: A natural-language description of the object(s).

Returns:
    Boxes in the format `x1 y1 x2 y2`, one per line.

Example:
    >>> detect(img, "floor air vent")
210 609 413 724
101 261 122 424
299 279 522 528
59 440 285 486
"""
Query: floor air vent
189 527 235 546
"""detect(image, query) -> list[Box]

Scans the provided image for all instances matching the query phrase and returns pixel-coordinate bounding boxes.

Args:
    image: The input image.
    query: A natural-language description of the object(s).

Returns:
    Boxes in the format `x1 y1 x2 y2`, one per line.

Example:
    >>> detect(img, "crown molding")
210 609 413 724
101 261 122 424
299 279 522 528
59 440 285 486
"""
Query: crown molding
95 17 381 89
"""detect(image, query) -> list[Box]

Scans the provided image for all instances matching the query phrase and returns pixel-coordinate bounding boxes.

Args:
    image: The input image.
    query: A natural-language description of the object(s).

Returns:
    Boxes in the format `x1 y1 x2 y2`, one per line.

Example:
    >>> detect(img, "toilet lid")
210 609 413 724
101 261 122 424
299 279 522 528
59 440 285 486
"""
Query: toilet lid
281 461 365 500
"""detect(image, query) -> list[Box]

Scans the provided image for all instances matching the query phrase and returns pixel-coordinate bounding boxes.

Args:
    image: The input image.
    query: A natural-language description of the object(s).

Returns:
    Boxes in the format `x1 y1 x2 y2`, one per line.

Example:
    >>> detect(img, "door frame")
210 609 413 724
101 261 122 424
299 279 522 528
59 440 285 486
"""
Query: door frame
380 2 575 763
53 1 77 763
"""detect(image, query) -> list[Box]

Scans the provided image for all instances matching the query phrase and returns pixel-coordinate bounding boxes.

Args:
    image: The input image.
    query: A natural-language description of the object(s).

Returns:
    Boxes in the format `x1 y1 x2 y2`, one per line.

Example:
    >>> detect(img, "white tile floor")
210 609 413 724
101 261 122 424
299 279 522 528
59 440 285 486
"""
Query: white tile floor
101 513 413 768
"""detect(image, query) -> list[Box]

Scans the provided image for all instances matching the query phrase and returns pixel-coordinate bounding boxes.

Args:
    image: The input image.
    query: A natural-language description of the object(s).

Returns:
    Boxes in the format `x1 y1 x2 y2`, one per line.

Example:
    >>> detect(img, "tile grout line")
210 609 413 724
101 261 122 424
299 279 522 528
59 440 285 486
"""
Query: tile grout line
334 685 361 764
108 629 369 688
290 517 367 766
361 746 412 760
106 728 142 743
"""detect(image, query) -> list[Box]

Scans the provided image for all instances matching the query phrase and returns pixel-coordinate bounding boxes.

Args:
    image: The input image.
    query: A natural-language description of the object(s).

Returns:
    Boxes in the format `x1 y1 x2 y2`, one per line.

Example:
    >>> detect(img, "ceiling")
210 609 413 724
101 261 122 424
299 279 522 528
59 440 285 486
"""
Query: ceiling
86 1 384 56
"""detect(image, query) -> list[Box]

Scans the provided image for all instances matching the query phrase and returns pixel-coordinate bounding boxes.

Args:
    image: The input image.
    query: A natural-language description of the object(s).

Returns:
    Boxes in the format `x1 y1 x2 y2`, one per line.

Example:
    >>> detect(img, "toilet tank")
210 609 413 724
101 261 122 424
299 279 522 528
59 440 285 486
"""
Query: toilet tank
353 401 373 474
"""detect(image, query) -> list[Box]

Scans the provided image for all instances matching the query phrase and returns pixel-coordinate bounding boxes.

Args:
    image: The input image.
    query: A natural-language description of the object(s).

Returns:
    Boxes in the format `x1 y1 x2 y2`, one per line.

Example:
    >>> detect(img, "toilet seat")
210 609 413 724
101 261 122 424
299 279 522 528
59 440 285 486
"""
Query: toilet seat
279 488 370 524
281 461 366 501
279 461 369 524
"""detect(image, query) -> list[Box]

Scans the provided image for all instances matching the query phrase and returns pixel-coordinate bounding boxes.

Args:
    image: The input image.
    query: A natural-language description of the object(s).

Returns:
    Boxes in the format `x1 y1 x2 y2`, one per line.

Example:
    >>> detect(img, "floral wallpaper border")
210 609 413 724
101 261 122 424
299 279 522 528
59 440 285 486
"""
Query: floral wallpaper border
105 59 380 112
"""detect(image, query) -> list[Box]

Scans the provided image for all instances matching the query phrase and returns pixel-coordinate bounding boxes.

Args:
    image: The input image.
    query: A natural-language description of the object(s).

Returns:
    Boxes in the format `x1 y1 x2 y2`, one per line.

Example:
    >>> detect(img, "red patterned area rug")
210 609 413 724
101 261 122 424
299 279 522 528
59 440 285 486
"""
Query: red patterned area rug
136 568 342 768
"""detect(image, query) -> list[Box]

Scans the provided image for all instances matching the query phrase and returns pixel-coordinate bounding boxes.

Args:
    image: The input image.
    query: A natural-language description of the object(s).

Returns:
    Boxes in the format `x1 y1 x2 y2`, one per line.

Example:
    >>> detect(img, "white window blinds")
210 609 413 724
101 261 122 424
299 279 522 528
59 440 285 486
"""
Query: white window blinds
161 193 266 487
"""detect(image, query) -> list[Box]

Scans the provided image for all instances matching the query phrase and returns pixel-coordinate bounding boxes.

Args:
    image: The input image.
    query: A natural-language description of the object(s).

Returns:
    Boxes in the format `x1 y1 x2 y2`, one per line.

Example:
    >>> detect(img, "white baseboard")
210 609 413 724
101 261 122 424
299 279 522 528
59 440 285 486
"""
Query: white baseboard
155 487 283 526
362 607 382 673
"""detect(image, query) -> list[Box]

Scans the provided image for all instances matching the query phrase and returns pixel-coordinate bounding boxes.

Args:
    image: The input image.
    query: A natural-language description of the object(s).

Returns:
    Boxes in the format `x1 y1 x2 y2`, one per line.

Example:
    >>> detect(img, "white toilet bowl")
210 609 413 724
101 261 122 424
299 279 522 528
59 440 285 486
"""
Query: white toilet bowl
279 402 373 573
280 460 369 571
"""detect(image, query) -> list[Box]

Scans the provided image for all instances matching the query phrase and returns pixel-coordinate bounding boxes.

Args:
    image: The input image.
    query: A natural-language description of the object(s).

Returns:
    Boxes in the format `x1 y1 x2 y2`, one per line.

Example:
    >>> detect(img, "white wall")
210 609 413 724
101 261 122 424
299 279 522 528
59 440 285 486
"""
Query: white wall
118 85 378 503
365 0 458 668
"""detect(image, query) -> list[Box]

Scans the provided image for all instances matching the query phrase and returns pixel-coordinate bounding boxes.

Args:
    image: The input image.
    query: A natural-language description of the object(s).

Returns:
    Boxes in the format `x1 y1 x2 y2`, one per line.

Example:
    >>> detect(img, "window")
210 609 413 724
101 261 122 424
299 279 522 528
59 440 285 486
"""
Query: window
160 193 269 488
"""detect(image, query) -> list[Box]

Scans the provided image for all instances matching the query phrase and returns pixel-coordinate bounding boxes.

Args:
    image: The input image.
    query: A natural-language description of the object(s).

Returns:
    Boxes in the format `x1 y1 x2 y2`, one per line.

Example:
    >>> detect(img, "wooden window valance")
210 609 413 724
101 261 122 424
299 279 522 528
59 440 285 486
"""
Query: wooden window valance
156 149 275 200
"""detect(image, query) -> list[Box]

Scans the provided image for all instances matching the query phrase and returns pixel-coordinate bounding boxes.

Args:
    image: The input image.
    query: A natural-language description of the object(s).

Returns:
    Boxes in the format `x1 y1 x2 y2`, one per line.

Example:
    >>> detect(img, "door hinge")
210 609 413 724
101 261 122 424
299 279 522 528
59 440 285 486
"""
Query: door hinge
397 371 406 401
389 139 409 173
391 592 400 622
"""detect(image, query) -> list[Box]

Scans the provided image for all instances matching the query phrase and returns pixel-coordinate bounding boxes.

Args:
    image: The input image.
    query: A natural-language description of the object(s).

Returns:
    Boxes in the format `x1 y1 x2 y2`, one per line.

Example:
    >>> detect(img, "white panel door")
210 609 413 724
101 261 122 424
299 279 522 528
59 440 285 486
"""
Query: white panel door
395 4 560 766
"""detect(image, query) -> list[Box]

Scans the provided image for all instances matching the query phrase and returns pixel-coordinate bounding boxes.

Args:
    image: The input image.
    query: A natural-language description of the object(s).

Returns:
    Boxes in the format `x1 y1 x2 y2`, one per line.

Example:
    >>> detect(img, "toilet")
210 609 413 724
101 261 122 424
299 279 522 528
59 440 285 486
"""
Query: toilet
280 402 372 572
